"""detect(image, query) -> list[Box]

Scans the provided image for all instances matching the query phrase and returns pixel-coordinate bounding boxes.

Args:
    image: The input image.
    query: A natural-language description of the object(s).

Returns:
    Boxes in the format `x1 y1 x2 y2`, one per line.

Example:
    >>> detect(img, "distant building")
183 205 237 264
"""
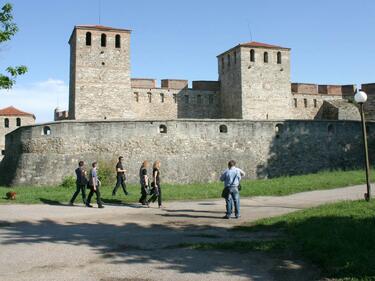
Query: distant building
0 106 35 160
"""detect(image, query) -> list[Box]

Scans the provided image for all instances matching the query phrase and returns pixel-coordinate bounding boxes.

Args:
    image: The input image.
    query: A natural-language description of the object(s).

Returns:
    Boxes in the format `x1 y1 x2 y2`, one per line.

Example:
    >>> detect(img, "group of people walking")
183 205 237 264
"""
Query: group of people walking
69 156 162 209
69 156 244 219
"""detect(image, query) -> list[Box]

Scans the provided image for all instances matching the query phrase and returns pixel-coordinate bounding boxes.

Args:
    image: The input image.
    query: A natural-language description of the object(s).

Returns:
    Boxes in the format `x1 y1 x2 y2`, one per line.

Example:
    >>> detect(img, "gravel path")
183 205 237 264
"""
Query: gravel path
0 185 366 281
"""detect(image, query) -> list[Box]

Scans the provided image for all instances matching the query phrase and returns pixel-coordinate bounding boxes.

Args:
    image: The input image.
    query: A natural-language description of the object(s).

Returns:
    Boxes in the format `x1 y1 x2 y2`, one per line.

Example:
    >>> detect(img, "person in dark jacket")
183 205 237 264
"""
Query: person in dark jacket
148 160 162 208
112 156 129 197
69 161 88 206
138 160 149 206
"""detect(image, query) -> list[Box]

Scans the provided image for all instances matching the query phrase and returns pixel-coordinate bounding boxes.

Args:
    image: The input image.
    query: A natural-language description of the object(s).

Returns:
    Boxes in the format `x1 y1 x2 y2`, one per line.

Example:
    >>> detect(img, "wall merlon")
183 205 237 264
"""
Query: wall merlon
192 81 220 91
291 83 318 94
131 78 157 89
161 79 188 89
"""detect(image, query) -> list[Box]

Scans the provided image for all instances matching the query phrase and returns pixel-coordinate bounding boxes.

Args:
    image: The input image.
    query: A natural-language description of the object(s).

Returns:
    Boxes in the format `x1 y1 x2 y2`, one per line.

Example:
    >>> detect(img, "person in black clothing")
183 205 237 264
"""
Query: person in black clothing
69 161 88 206
148 160 162 208
138 160 149 206
112 156 129 197
86 162 104 208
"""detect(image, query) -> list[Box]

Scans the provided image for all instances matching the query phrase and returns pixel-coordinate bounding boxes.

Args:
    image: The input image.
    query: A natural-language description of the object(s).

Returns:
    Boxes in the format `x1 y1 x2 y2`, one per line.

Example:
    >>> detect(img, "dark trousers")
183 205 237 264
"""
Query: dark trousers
87 185 103 206
112 175 128 196
70 183 86 204
148 185 162 206
139 185 148 204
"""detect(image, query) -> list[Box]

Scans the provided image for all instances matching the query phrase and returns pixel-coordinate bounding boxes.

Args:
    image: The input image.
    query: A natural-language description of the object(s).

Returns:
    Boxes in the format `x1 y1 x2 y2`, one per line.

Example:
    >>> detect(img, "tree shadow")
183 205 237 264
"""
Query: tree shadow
236 215 375 279
0 219 318 280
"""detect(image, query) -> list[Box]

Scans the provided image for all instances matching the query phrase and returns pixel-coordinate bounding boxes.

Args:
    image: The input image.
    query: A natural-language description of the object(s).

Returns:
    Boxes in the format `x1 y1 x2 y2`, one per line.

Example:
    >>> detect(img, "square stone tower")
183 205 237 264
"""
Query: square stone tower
218 42 292 120
68 25 134 120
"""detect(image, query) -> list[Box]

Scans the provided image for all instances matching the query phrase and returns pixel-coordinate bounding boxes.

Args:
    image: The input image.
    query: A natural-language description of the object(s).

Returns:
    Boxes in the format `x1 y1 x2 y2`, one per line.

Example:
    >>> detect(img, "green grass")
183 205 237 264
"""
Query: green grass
0 168 374 204
172 239 288 252
237 200 375 280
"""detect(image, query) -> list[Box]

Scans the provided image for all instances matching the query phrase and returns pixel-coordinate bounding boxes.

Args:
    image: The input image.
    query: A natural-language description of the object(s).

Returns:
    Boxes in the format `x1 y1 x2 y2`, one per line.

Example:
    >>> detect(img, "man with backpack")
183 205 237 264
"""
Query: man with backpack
220 160 245 219
69 160 88 206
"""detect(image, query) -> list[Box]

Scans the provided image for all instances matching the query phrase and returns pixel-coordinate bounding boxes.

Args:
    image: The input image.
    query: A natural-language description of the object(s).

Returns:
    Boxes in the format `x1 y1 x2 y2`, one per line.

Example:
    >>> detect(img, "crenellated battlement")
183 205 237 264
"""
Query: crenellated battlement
291 83 356 97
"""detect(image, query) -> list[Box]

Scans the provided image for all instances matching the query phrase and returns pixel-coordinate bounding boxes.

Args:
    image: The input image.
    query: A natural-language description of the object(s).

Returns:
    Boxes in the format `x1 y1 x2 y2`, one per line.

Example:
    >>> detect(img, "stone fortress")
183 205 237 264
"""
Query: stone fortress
2 25 375 186
55 25 361 122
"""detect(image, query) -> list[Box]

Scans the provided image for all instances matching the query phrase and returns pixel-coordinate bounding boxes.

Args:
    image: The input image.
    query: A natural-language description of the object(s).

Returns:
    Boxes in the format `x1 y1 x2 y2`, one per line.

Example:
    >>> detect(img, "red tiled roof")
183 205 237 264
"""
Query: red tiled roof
239 41 289 49
75 25 131 33
0 106 35 118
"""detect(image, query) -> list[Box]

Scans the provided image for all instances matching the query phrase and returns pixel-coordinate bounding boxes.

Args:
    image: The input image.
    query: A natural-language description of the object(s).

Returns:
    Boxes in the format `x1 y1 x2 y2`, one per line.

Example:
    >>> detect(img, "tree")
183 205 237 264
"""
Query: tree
0 3 27 90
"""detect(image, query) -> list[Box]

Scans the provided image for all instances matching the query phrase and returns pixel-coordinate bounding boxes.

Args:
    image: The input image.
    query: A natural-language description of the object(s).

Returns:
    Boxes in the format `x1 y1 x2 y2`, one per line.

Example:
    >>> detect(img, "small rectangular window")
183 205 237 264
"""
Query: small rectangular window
304 98 307 108
197 95 202 105
314 99 317 108
293 98 297 108
173 94 177 103
148 92 152 103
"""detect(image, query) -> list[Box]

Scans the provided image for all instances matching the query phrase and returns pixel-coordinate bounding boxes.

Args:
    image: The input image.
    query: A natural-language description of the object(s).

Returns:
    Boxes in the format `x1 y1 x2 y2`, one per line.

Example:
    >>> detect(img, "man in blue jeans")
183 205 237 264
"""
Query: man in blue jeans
220 160 245 219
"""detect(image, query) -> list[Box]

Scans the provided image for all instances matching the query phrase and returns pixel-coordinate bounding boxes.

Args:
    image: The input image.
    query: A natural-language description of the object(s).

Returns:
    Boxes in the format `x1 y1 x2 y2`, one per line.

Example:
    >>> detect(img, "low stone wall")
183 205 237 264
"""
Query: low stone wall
0 119 373 186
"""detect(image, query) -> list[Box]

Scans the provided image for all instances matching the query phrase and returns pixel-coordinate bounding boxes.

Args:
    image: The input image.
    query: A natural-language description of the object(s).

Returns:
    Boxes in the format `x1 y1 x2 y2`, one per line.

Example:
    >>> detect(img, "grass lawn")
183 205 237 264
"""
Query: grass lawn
237 200 375 280
0 168 374 204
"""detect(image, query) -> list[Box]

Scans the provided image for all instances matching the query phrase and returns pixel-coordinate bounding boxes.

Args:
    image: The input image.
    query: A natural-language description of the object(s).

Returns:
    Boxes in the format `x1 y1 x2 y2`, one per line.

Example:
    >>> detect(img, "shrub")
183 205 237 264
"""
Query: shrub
97 160 116 187
60 176 76 188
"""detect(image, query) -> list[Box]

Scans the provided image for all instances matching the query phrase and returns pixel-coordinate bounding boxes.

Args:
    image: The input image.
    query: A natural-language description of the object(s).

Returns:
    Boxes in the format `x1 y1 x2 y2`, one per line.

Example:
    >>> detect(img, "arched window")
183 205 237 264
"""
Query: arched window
250 49 255 62
219 124 228 133
42 126 51 136
85 32 91 46
4 118 9 128
159 124 167 134
263 52 268 63
115 34 121 48
101 33 106 47
277 51 282 64
227 54 230 66
16 118 21 127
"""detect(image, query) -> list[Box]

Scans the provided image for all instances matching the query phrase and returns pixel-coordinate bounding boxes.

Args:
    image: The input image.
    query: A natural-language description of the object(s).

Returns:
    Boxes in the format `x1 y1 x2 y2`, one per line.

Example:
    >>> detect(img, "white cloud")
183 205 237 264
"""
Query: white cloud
0 79 69 123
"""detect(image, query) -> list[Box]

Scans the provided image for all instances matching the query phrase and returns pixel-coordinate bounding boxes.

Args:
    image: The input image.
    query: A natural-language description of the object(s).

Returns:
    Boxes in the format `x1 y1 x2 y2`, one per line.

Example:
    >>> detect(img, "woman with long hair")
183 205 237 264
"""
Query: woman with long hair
148 160 162 208
138 160 149 206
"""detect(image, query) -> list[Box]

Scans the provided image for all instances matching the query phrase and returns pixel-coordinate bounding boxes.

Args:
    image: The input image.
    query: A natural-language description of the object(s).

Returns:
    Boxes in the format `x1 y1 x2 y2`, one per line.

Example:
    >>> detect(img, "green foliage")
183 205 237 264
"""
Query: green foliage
97 160 116 187
239 200 375 280
0 3 27 89
60 176 76 188
0 168 374 204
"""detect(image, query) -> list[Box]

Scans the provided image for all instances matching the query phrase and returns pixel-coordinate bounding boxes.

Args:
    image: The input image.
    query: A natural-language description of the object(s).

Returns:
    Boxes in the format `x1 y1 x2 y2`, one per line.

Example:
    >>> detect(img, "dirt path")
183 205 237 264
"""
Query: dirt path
0 185 365 281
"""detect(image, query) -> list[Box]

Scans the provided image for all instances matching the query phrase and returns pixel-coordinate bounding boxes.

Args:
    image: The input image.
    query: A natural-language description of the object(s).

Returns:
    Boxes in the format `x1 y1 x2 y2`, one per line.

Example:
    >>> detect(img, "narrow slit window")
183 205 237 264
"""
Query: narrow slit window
263 52 268 63
101 33 106 47
147 92 152 103
16 118 21 127
304 98 308 108
160 93 165 103
277 51 282 64
134 92 139 102
4 118 9 128
115 34 121 48
250 49 255 62
173 94 177 103
85 32 92 46
294 98 298 108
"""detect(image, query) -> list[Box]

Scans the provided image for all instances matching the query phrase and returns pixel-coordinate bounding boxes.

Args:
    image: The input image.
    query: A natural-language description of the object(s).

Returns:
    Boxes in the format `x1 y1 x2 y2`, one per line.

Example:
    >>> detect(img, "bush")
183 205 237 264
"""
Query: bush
98 161 116 187
60 176 76 188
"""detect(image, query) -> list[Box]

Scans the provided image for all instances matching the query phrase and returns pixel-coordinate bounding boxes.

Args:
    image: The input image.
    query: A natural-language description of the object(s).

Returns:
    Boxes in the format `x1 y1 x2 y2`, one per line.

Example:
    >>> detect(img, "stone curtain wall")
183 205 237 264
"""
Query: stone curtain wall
0 120 373 186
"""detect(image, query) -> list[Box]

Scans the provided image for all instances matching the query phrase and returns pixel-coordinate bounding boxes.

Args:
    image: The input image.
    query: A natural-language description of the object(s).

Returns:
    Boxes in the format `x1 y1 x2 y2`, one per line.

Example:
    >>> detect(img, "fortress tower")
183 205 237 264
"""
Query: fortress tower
68 25 134 120
217 42 292 120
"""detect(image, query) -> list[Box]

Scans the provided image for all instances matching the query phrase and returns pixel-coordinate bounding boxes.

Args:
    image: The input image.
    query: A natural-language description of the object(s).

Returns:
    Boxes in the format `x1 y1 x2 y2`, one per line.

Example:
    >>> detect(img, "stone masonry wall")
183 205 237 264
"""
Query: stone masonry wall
0 119 373 186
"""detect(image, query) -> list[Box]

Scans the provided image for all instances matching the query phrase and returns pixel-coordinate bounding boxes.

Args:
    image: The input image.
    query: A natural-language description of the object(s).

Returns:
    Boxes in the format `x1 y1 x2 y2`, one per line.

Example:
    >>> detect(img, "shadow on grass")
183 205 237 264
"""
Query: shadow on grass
237 215 375 279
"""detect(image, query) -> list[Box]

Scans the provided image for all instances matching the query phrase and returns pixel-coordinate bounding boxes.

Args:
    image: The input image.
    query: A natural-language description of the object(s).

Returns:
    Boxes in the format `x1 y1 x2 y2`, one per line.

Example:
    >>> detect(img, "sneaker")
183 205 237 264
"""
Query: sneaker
98 205 104 209
223 215 230 219
86 204 93 208
235 215 241 219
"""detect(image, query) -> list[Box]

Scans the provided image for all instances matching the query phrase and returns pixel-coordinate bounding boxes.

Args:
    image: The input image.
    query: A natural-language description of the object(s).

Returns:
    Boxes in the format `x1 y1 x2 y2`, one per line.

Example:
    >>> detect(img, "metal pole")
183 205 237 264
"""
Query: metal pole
360 103 371 201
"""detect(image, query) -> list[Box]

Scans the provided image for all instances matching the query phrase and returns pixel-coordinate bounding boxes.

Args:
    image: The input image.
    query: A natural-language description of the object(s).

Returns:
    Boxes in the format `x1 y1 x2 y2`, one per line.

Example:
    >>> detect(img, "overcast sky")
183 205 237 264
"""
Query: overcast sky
1 0 374 123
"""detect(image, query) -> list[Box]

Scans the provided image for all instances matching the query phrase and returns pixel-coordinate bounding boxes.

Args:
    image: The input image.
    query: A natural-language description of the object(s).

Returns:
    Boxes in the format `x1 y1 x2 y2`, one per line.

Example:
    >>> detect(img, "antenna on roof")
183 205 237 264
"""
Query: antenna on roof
247 21 253 42
98 0 101 24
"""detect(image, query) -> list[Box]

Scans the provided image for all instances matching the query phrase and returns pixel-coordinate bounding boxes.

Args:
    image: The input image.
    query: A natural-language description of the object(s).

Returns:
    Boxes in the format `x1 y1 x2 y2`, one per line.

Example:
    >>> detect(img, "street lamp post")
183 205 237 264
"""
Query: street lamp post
354 90 371 201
